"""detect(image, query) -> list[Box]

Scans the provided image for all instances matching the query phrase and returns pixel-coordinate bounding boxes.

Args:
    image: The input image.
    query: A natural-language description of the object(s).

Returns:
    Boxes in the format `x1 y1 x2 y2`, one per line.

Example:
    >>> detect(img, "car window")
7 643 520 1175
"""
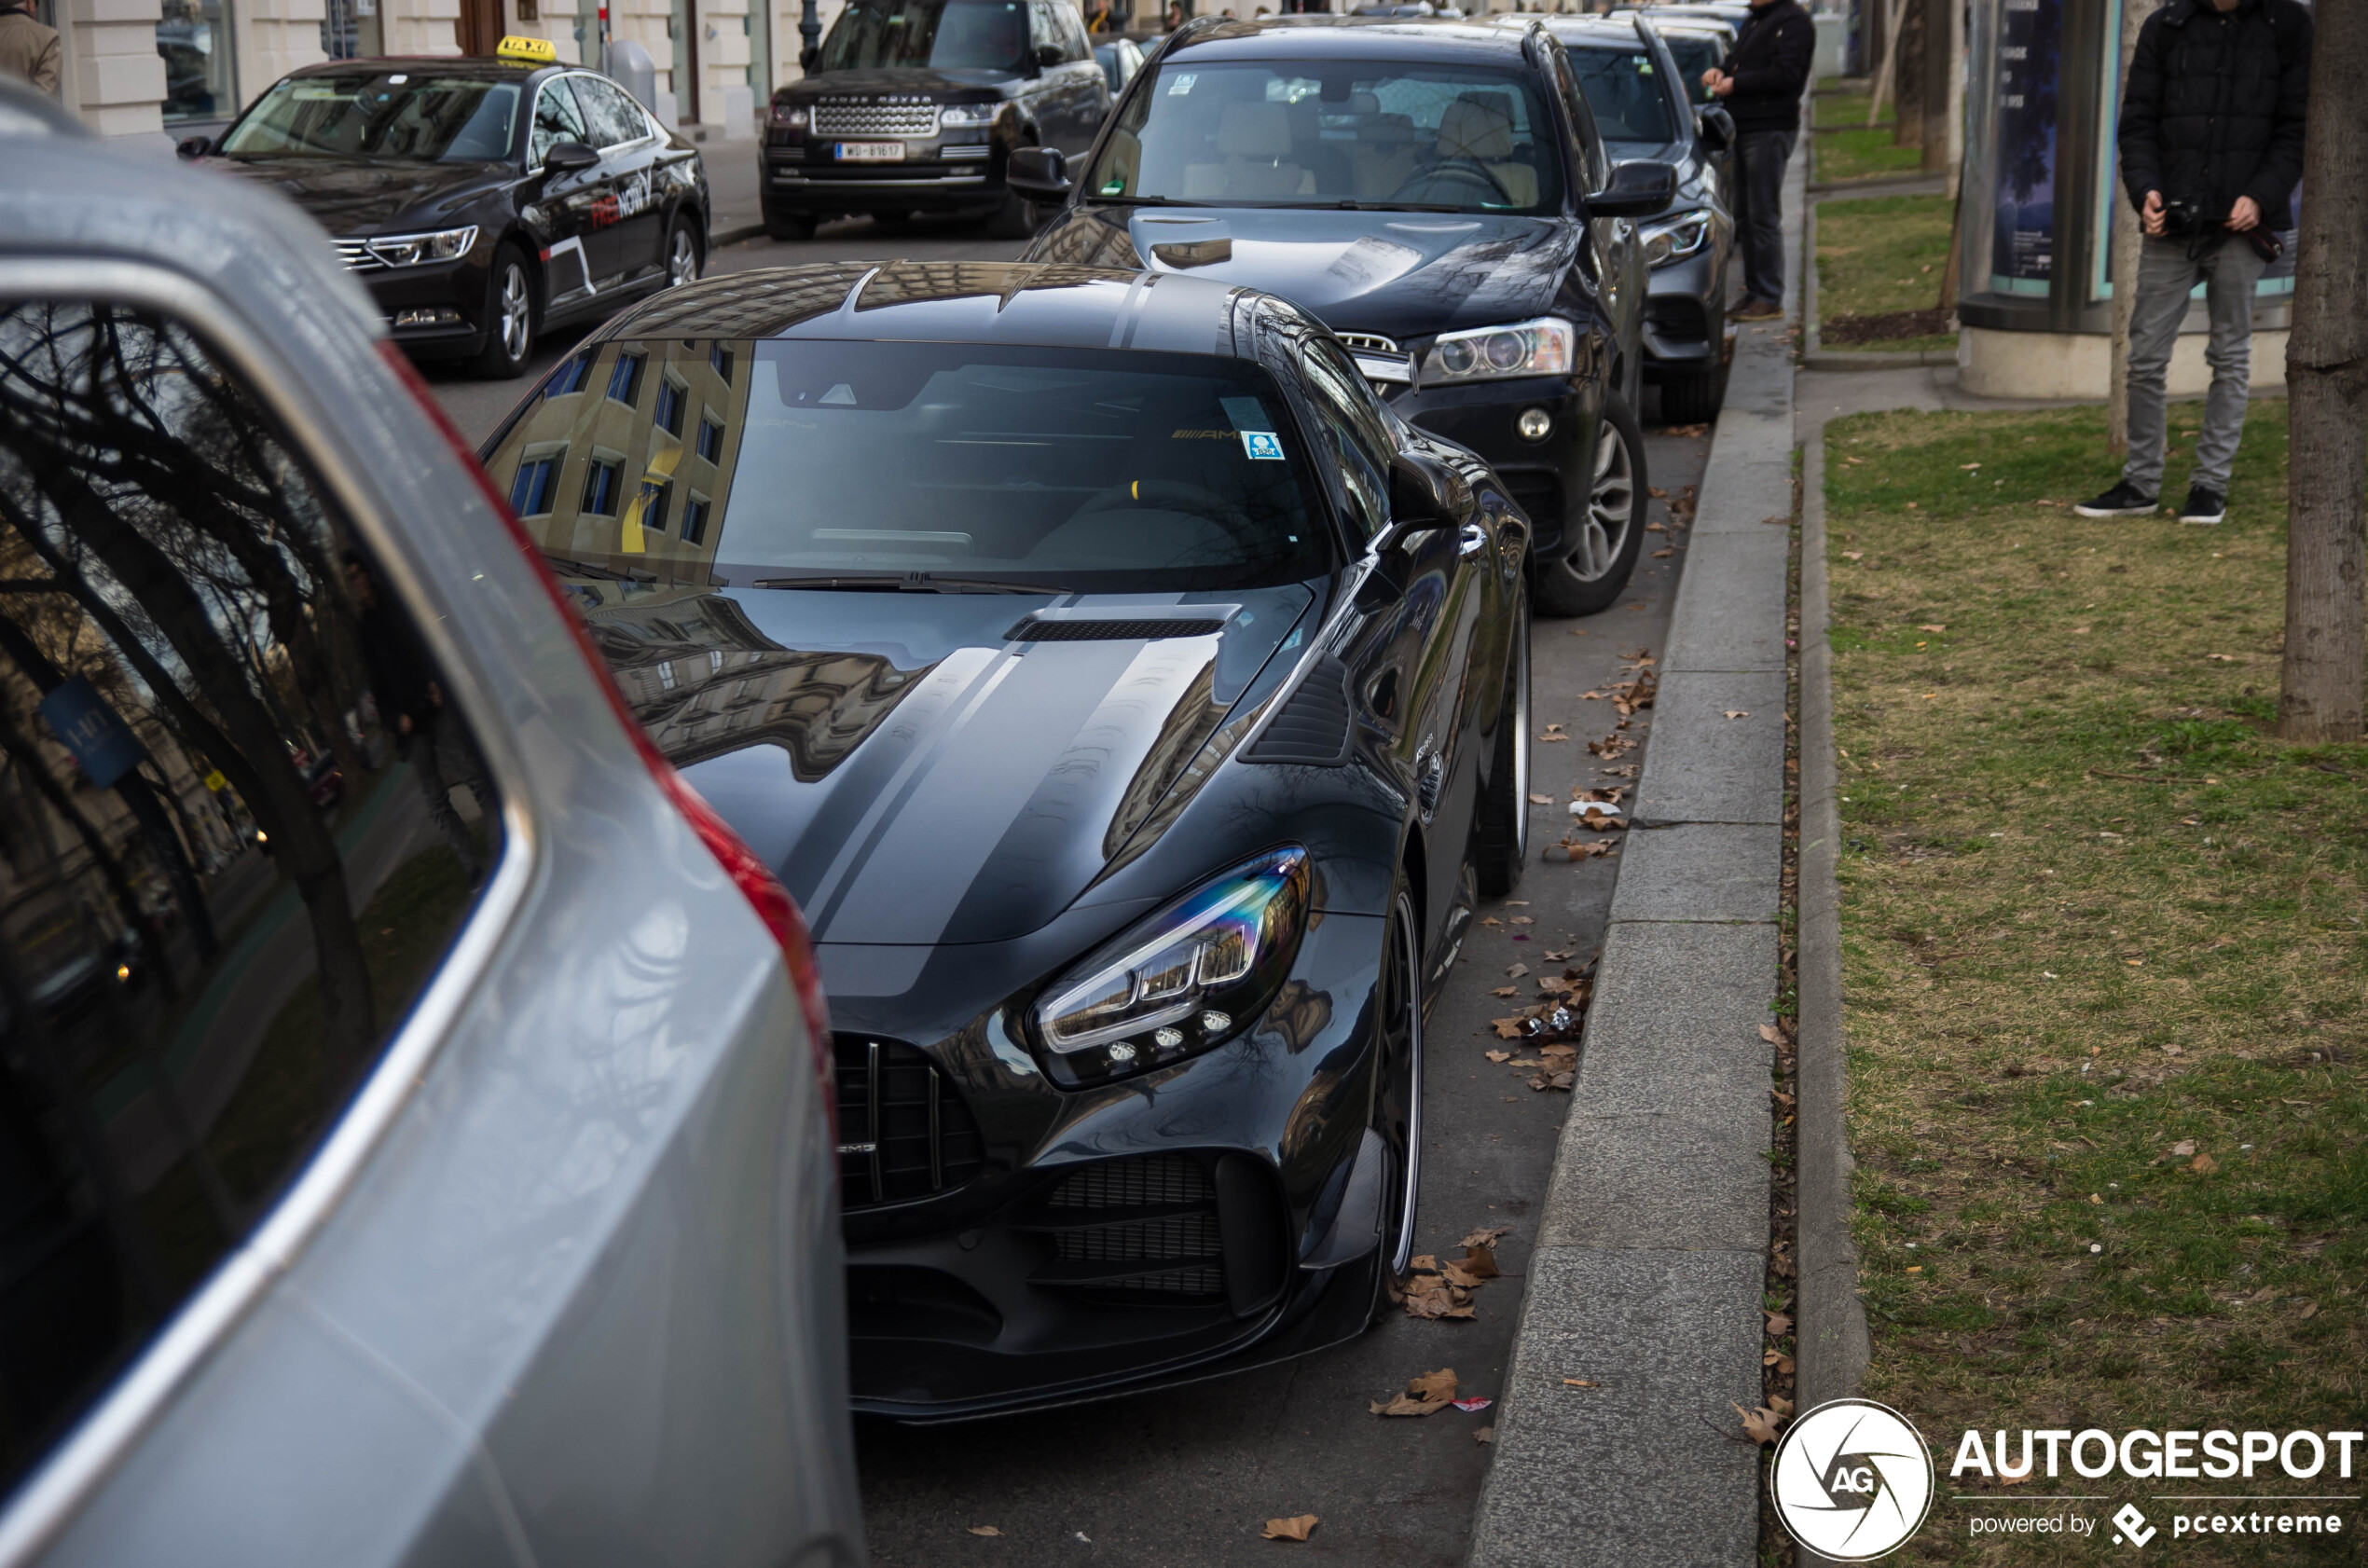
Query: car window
573 75 651 148
219 72 524 162
1293 338 1395 542
1659 32 1725 105
0 297 503 1497
483 337 1334 594
1549 46 1610 190
1040 0 1091 62
1085 59 1565 213
530 76 593 163
1566 45 1677 144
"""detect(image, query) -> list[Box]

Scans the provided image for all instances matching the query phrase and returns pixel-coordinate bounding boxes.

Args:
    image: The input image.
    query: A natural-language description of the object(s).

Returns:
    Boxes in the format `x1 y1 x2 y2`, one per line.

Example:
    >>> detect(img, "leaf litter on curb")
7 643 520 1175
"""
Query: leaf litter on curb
1397 1227 1516 1320
1260 1516 1318 1542
1371 1368 1459 1413
967 1526 1002 1537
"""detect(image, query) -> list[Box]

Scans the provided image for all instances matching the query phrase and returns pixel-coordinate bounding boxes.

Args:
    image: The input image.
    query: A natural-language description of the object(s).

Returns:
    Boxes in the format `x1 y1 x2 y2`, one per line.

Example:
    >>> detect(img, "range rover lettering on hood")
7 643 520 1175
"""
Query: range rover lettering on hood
578 583 1315 945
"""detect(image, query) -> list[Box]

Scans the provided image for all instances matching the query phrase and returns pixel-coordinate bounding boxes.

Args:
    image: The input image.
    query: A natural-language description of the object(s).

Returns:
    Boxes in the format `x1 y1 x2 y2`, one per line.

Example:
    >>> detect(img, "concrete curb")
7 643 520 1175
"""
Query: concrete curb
1463 133 1807 1568
1801 196 1962 375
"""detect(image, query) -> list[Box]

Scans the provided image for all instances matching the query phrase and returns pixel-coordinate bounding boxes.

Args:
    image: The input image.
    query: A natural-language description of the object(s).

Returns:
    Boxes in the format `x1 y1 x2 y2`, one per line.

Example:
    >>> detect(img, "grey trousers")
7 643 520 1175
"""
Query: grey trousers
1734 129 1797 304
2121 232 2268 496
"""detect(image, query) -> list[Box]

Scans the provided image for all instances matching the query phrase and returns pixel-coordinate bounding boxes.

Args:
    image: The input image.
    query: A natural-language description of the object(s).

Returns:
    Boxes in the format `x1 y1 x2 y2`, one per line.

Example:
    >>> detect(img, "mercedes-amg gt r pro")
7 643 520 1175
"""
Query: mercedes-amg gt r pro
480 260 1535 1420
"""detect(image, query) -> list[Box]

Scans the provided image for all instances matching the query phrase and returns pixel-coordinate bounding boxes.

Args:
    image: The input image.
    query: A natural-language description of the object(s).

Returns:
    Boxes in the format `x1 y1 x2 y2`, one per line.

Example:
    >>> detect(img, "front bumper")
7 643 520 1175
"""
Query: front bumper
1382 374 1588 556
359 254 492 359
819 894 1392 1421
763 134 1005 216
1639 248 1723 376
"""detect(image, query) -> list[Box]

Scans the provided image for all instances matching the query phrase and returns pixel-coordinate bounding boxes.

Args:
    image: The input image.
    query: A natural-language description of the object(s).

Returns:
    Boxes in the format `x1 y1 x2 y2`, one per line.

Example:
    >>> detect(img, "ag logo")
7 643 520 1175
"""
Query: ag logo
1769 1398 1934 1561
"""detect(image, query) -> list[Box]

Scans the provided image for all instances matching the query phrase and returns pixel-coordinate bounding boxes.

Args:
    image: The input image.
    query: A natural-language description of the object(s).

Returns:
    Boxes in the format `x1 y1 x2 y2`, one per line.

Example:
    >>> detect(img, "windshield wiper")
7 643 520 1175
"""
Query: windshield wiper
1084 194 1213 208
747 572 1057 594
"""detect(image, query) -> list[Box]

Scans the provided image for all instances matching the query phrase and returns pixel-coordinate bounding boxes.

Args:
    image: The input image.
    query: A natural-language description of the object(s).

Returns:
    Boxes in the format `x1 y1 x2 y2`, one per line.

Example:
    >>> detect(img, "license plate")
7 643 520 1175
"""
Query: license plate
835 141 905 162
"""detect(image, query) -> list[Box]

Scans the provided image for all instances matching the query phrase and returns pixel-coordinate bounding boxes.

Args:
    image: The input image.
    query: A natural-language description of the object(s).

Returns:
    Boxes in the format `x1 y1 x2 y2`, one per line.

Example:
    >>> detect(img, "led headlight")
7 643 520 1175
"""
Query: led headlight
938 103 998 128
1641 208 1714 269
771 103 808 127
363 226 479 267
1420 316 1576 385
1032 846 1308 1086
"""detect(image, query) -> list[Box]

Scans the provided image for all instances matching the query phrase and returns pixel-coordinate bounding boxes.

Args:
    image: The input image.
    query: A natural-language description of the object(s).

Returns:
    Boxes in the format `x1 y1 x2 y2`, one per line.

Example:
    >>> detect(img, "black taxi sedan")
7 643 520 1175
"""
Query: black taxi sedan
184 46 710 378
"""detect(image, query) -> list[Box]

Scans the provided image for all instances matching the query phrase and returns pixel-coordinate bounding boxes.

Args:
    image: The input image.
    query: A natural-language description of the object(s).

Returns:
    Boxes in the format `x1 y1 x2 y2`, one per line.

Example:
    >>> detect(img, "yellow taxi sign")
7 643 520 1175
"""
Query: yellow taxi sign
496 34 557 63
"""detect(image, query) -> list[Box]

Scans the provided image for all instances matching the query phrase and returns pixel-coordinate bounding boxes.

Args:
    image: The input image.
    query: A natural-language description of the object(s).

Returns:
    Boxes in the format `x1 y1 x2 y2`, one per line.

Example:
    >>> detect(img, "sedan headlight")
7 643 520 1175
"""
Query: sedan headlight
1032 846 1308 1086
1420 316 1576 385
938 103 998 128
1641 208 1714 269
363 226 479 267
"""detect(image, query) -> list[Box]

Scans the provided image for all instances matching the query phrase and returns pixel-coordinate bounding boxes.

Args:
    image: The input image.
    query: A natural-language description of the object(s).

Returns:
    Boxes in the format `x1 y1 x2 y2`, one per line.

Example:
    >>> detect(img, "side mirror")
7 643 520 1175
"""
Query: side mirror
799 44 820 71
1381 450 1466 544
175 134 213 160
1587 158 1677 220
1695 104 1733 153
1006 145 1071 201
1034 40 1065 67
544 140 599 173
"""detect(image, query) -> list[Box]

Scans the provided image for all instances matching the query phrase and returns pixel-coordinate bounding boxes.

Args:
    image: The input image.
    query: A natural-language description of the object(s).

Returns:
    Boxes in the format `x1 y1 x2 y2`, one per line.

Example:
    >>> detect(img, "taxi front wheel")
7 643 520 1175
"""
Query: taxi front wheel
470 244 536 379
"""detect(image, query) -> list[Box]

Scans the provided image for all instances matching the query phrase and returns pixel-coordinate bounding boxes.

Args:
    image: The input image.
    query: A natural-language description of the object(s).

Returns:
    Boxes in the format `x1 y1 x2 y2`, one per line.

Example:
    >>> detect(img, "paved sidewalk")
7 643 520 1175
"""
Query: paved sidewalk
1466 140 1806 1568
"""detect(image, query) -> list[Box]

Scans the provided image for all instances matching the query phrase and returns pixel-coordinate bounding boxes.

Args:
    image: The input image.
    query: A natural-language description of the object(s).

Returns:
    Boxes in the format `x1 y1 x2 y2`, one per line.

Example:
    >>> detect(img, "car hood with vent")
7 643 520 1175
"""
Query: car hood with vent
573 581 1320 946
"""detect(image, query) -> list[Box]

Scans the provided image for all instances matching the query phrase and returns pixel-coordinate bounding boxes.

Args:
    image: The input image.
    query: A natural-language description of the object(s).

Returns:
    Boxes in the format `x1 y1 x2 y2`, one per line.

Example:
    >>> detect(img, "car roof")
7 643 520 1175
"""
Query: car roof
597 261 1257 359
1522 14 1655 48
282 54 559 83
1160 14 1545 65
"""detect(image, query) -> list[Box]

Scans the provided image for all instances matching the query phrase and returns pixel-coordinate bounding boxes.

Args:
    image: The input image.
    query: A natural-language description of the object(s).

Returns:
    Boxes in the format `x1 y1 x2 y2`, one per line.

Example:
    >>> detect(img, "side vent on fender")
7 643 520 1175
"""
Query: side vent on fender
1245 656 1353 767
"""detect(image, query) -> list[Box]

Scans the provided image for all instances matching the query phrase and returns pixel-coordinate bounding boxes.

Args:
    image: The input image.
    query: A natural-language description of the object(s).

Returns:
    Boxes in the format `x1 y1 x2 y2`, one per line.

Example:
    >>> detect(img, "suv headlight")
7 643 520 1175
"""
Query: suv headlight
364 226 479 267
1641 208 1714 269
1032 846 1308 1086
1420 316 1576 385
938 103 998 128
770 103 809 128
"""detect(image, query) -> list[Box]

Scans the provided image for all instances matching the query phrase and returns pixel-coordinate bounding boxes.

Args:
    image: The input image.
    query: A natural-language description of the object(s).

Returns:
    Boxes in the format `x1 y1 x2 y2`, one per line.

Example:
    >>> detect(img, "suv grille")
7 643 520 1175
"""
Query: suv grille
1336 332 1400 355
833 1036 985 1209
334 240 385 273
811 103 939 137
1027 1154 1227 1300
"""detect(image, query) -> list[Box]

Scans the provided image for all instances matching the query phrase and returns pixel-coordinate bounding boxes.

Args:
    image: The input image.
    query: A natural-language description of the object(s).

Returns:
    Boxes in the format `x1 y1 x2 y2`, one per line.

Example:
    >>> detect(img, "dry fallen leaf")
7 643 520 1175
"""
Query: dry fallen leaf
1506 963 1529 978
1459 1245 1502 1279
1919 624 1946 633
1561 1378 1598 1388
2190 1151 2219 1174
1999 1465 2033 1485
1260 1515 1318 1542
1492 1018 1527 1039
1491 985 1518 997
1509 915 1535 925
1474 1424 1495 1444
2170 1139 2196 1156
1762 1350 1795 1373
1764 1310 1793 1337
1527 792 1553 805
1841 550 1864 560
1460 1224 1515 1248
1724 709 1751 720
1758 1024 1784 1045
1733 1402 1785 1445
1485 1049 1512 1063
968 1525 1003 1536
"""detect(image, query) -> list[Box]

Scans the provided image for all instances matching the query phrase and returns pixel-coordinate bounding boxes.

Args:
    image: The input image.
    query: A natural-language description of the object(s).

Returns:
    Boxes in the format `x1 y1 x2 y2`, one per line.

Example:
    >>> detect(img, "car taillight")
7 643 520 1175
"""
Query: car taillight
376 342 835 1127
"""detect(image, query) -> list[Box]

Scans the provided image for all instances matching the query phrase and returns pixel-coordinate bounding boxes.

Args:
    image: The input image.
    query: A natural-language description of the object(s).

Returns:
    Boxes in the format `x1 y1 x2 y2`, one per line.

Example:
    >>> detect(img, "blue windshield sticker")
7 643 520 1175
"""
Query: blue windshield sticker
1167 72 1196 95
1241 430 1285 461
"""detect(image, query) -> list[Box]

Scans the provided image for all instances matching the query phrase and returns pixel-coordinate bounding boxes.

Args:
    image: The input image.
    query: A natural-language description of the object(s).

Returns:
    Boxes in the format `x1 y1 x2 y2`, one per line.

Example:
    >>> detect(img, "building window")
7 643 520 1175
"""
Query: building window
546 354 593 397
636 477 672 536
654 378 686 438
606 351 644 406
681 492 711 545
582 458 622 516
158 0 237 123
510 451 563 516
696 413 724 463
709 343 734 381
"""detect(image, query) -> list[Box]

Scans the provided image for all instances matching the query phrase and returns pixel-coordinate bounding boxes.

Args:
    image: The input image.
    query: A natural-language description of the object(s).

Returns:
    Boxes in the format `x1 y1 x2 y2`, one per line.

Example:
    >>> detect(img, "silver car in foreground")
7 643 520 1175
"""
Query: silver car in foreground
0 85 860 1568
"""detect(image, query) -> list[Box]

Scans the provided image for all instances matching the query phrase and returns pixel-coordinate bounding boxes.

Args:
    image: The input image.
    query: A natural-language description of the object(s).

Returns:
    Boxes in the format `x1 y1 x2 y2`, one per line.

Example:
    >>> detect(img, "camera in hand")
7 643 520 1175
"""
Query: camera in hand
2161 198 2210 237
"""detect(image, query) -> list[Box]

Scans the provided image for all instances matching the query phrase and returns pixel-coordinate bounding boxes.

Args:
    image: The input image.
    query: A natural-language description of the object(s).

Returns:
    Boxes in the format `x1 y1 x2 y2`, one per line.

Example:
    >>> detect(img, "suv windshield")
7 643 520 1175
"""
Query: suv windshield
1087 60 1563 213
819 0 1029 72
1655 32 1725 105
220 72 524 160
485 338 1331 593
1565 46 1677 144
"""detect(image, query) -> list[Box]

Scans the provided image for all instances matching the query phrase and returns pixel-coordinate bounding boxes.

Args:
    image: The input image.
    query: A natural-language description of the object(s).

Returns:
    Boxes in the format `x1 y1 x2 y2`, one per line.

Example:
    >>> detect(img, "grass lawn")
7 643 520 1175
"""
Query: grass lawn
1814 123 1926 185
1824 401 2365 1562
1815 192 1958 352
1814 89 1894 131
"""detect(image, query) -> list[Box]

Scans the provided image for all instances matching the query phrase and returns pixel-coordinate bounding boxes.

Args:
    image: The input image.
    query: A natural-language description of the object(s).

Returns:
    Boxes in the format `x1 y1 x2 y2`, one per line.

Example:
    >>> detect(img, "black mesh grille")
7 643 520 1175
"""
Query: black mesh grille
833 1036 985 1210
1245 656 1353 766
1005 617 1226 643
1047 1152 1209 1210
1500 471 1562 531
1030 1154 1227 1300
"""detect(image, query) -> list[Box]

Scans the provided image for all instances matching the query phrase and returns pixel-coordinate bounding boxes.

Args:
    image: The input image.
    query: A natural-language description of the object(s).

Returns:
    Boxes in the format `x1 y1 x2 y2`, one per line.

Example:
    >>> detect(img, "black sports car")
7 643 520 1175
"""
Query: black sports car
185 54 710 378
479 260 1533 1420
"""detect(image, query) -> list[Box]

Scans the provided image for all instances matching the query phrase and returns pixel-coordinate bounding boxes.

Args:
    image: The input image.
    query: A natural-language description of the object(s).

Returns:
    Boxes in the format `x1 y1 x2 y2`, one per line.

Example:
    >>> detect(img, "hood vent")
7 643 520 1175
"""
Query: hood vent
1005 616 1225 643
1245 655 1353 766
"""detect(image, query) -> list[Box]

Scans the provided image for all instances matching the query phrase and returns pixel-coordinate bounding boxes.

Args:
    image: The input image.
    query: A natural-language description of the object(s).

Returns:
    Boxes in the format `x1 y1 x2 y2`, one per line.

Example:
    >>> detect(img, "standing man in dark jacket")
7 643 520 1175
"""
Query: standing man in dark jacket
1702 0 1814 319
2076 0 2309 526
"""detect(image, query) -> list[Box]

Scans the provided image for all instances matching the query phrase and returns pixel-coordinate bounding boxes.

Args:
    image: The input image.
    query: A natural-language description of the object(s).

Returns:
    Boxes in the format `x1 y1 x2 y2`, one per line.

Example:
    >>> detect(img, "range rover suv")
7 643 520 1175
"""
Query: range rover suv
761 0 1113 240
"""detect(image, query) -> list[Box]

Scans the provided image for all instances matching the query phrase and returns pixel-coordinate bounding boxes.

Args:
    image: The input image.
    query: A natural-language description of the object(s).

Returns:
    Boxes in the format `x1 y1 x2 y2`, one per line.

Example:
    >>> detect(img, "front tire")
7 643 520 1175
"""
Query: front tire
1364 884 1423 1326
1472 591 1531 896
1533 390 1646 617
469 243 535 379
985 178 1041 240
1658 363 1725 424
663 213 702 287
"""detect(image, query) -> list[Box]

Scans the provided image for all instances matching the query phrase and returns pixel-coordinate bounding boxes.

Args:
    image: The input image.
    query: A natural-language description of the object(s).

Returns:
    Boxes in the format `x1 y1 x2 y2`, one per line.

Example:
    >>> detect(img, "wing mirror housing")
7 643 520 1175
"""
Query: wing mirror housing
543 140 599 173
175 133 213 160
1376 449 1470 550
1695 103 1734 154
799 44 821 70
1006 145 1072 201
1033 40 1065 69
1587 158 1677 220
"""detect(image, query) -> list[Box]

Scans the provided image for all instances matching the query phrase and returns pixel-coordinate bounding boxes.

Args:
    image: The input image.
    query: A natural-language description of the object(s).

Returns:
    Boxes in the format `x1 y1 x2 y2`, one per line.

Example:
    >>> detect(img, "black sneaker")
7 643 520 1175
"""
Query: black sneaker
2179 486 2225 526
2073 480 2158 518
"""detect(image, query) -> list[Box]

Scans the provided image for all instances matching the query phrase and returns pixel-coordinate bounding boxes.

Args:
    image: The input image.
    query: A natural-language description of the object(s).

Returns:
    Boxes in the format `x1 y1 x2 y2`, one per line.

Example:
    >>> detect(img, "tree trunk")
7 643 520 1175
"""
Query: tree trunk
2277 0 2368 742
2106 0 2163 460
1867 0 1910 126
1893 0 1926 147
1919 0 1954 172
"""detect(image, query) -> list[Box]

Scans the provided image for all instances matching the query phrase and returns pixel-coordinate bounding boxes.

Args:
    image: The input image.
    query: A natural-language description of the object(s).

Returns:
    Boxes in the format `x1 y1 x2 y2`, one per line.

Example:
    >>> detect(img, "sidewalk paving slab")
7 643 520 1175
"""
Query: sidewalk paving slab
1660 531 1790 672
1606 825 1783 925
1632 671 1788 825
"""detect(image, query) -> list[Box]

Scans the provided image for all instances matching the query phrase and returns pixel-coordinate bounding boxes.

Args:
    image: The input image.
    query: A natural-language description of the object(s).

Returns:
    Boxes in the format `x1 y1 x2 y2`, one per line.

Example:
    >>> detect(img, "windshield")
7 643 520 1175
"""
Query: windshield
220 72 523 160
1566 47 1677 144
1086 60 1563 213
819 0 1029 72
1657 34 1724 105
485 338 1332 593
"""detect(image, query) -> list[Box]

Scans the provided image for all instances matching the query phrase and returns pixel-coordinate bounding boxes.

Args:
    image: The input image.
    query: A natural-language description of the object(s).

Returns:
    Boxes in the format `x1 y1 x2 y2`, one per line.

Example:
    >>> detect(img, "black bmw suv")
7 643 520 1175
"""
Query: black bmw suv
1019 16 1674 614
761 0 1113 241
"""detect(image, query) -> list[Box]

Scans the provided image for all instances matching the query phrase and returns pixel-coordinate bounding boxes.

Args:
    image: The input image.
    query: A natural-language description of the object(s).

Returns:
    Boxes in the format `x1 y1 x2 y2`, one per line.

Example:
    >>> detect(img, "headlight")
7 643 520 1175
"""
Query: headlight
771 103 808 127
1031 846 1308 1086
938 103 998 128
363 226 479 267
1420 316 1576 385
1641 208 1714 269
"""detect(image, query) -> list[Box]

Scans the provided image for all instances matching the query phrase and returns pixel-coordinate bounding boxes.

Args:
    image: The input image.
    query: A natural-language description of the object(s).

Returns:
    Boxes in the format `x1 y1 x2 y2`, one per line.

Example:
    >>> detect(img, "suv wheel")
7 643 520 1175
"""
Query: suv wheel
1533 392 1646 617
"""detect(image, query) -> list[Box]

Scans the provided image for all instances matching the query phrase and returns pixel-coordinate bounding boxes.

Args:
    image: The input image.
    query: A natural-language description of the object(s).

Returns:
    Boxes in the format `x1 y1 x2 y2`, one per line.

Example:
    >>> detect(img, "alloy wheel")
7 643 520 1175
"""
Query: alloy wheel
667 225 699 288
1508 615 1531 867
1374 888 1424 1276
496 263 531 360
1563 418 1637 582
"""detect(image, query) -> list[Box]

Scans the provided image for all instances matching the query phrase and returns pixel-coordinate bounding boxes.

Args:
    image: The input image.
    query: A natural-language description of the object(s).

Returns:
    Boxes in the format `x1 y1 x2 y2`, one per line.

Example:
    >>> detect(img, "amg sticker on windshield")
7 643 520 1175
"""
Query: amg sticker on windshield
1241 431 1285 461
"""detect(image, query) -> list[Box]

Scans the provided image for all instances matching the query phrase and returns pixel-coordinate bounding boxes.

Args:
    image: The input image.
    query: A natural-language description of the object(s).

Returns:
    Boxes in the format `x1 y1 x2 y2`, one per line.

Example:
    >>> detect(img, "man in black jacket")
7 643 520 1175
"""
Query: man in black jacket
1703 0 1814 319
2076 0 2309 527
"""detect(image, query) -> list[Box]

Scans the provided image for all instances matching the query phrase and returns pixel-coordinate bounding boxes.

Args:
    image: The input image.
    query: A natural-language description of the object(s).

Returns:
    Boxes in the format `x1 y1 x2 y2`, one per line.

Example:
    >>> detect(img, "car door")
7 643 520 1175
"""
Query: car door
572 73 668 284
528 73 616 305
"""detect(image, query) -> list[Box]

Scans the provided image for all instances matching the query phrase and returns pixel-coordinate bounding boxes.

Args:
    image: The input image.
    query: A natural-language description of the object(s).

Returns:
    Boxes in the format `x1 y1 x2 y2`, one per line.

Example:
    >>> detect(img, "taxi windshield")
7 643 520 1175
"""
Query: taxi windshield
819 0 1030 72
220 73 524 161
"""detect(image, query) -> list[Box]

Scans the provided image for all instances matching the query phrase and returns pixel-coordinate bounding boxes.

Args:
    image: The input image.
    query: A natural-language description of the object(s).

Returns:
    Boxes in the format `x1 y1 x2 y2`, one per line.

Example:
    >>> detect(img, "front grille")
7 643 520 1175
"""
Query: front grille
334 240 385 273
1336 332 1401 355
1029 1154 1227 1300
1006 617 1225 643
811 102 939 137
833 1036 985 1210
1500 471 1563 532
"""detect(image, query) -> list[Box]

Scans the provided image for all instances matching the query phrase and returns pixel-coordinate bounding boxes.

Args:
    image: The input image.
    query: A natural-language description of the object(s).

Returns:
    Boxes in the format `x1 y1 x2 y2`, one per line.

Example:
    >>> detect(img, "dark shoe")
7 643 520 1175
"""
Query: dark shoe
2072 480 2158 518
2178 486 2225 526
1733 297 1782 321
